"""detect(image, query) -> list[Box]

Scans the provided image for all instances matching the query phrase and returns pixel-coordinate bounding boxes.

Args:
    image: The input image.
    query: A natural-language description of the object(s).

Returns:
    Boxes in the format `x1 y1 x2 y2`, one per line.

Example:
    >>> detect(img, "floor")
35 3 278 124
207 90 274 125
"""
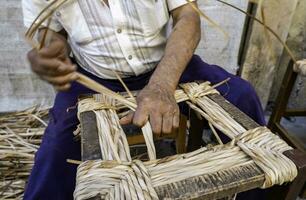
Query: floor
278 116 306 200
280 117 306 148
264 113 306 149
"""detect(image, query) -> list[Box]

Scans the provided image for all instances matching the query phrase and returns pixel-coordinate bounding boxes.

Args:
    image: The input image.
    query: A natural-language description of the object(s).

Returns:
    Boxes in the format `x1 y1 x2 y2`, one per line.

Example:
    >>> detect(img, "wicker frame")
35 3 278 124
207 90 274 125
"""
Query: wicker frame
77 84 306 200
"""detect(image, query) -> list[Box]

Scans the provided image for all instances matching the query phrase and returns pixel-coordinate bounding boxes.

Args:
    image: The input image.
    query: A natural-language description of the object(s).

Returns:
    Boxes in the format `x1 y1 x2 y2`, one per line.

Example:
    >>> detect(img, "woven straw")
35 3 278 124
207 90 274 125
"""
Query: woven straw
0 107 48 199
74 81 297 200
21 0 301 198
293 59 306 76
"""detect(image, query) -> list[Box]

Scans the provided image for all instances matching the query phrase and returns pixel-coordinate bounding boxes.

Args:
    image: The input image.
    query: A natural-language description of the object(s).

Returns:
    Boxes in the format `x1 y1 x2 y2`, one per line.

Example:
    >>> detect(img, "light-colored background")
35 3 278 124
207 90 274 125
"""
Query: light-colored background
0 0 248 112
1 0 55 112
1 0 305 112
195 0 248 74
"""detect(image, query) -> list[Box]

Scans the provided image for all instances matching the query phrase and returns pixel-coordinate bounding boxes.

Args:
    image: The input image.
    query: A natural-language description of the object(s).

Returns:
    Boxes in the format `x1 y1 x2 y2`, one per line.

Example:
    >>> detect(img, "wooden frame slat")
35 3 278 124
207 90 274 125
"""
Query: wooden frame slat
79 93 306 200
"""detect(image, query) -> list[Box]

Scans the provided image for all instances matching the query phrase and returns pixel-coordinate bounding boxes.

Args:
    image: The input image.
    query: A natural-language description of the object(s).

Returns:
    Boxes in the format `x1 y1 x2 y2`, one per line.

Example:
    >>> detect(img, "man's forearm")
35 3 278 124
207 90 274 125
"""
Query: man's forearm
149 4 201 92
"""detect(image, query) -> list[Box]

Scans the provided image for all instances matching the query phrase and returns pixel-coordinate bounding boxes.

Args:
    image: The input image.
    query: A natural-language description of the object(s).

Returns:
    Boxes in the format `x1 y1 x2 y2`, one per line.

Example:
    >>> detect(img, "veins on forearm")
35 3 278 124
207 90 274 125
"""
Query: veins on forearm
149 7 201 92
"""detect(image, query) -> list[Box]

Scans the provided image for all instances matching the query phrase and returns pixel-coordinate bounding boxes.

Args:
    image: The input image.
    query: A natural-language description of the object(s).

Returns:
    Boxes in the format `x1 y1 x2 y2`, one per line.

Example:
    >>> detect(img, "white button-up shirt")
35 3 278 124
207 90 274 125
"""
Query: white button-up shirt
22 0 191 79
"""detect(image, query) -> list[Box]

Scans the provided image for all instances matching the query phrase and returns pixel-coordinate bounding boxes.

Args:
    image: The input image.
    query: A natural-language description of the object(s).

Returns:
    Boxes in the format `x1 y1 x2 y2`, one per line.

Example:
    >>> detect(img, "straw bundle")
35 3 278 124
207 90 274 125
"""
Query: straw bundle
19 0 302 199
0 107 48 199
293 59 306 76
74 81 298 200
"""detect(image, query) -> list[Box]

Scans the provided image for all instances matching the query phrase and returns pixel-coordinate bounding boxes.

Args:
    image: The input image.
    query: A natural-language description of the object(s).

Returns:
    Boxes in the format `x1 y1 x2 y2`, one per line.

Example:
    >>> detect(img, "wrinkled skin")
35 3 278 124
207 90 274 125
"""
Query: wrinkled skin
27 32 78 91
26 3 200 136
120 83 180 136
120 3 200 135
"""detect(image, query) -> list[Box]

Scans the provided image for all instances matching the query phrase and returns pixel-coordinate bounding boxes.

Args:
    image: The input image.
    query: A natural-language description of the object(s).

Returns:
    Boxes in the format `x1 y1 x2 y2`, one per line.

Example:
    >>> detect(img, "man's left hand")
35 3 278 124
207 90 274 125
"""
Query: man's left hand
120 83 180 136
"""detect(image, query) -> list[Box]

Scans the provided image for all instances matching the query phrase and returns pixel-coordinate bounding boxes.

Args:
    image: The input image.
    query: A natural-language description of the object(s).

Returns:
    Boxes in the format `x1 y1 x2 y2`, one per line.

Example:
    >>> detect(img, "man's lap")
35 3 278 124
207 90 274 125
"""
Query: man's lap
52 54 265 128
180 55 265 125
24 55 265 199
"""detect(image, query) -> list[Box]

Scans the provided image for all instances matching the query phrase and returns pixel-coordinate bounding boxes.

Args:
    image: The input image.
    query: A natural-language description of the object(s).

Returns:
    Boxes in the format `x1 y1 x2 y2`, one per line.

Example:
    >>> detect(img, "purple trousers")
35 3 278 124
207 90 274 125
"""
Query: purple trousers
24 55 265 199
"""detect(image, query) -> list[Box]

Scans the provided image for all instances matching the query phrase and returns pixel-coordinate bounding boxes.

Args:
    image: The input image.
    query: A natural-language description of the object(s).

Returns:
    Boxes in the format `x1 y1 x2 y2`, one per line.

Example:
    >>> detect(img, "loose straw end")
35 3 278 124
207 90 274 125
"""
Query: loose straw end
67 159 82 165
293 59 306 76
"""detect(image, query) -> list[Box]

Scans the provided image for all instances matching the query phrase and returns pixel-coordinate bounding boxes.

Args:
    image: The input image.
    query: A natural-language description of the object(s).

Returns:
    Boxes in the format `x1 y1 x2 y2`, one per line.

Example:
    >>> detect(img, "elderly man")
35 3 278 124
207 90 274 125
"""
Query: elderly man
22 0 265 199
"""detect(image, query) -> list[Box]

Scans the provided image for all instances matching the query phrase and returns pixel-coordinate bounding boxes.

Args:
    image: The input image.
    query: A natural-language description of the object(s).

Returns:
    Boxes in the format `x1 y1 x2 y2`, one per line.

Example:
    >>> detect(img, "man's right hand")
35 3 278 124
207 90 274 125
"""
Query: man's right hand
27 35 78 91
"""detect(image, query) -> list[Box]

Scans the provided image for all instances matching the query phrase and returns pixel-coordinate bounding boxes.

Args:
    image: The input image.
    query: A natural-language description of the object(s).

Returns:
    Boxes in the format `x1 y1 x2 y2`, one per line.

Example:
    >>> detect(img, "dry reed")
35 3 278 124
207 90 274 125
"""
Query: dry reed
74 82 297 200
0 107 48 199
12 1 303 199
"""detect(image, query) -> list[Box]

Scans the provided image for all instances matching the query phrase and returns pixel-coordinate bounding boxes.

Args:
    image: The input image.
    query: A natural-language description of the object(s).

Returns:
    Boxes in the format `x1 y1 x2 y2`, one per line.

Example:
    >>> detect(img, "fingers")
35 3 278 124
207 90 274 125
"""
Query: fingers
132 87 180 136
173 110 180 130
39 63 77 91
150 112 163 136
42 72 79 86
162 109 180 135
28 48 76 76
38 39 67 59
119 112 134 125
34 58 76 76
27 46 77 91
132 109 180 137
133 104 149 127
162 113 173 135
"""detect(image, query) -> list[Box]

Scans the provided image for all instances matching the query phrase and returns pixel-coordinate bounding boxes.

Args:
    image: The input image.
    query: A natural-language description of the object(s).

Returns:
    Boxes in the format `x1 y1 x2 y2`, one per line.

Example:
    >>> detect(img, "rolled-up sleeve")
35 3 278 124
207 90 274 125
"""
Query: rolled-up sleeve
22 0 63 32
167 0 196 11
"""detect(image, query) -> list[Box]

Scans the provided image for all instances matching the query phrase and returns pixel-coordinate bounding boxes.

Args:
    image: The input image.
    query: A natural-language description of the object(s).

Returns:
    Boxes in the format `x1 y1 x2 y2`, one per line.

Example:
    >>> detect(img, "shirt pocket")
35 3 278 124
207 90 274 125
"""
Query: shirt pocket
134 0 170 36
55 1 93 45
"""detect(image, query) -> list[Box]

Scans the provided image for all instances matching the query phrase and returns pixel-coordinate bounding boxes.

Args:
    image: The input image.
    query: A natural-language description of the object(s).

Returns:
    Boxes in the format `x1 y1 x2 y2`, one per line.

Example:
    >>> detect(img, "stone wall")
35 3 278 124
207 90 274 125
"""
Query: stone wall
239 0 299 109
269 0 306 109
196 0 248 74
0 0 55 112
0 0 248 112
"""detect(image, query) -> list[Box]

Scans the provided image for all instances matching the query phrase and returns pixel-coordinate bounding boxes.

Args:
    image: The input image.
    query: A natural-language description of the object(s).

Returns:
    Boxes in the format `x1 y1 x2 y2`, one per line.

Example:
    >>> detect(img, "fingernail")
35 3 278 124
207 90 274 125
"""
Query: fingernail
71 73 79 80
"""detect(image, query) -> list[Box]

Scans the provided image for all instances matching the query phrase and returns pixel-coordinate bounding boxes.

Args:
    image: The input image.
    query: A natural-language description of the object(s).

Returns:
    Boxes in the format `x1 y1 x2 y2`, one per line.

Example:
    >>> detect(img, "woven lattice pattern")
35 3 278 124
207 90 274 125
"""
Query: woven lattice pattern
74 82 297 200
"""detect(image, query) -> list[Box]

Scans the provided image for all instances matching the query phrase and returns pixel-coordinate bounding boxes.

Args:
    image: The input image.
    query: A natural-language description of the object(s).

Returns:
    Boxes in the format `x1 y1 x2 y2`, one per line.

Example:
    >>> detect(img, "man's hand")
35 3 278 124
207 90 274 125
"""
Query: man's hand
27 30 78 91
120 83 180 136
120 3 200 135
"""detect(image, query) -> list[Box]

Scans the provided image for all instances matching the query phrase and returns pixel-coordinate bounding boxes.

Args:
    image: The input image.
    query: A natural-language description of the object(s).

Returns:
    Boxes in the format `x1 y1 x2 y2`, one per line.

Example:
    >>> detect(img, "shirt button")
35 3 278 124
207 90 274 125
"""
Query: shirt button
128 55 133 60
117 28 122 34
55 11 61 17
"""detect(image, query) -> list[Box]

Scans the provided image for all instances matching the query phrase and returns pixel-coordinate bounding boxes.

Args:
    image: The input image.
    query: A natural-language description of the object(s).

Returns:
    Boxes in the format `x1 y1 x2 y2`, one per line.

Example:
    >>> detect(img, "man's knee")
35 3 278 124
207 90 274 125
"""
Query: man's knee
235 78 257 99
